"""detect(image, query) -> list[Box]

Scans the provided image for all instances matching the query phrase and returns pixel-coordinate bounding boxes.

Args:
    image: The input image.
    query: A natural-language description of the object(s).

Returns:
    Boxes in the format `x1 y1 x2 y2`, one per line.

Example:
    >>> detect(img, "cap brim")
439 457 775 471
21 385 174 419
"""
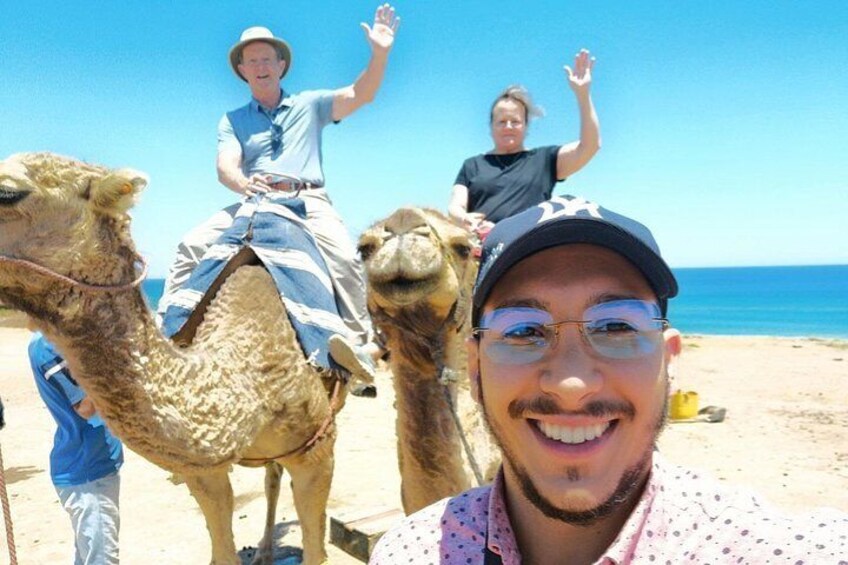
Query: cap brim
228 38 292 82
472 218 678 323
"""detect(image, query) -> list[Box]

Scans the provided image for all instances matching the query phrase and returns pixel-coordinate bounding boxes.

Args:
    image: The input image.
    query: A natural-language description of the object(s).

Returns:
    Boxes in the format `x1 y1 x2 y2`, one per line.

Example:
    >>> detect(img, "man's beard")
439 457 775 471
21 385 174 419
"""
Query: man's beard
478 373 670 527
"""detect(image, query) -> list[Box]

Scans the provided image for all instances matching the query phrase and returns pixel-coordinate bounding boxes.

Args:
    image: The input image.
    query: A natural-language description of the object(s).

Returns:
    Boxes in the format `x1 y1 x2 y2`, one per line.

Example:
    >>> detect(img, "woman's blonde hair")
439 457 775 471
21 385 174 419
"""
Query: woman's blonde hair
489 85 545 123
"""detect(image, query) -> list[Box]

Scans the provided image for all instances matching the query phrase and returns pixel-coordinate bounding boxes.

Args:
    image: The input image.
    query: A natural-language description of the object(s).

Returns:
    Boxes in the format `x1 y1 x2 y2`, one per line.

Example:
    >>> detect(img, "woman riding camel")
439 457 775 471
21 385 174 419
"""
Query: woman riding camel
448 49 601 237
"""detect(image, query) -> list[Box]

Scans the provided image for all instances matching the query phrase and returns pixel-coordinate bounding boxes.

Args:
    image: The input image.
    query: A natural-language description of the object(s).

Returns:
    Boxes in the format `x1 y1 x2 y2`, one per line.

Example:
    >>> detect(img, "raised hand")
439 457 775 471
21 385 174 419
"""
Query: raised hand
462 211 490 233
564 48 595 95
361 3 401 55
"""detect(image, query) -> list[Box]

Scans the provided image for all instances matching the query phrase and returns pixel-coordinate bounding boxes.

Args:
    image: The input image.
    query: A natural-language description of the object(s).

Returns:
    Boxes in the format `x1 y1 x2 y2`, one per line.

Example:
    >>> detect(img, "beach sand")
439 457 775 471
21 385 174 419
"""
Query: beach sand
0 323 845 563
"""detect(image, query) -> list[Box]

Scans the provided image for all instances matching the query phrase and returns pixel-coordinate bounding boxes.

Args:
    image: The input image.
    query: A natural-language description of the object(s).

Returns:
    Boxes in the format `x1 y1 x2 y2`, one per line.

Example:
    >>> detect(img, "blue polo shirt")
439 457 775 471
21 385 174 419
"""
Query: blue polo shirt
218 89 336 186
28 334 123 488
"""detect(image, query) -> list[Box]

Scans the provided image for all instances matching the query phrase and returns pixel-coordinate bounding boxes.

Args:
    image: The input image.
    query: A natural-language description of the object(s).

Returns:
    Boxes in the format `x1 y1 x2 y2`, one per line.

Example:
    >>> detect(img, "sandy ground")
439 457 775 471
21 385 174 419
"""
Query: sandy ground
0 323 845 564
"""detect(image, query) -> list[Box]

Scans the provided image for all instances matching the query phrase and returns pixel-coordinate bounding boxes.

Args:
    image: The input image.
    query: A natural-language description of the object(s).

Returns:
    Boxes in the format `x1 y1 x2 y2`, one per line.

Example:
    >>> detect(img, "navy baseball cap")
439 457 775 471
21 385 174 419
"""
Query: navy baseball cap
472 195 678 326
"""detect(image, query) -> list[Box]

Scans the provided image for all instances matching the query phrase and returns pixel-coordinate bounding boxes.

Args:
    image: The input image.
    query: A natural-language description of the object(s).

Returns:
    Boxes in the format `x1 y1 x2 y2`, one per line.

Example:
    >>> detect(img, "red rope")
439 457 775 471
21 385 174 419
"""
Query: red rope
0 255 147 293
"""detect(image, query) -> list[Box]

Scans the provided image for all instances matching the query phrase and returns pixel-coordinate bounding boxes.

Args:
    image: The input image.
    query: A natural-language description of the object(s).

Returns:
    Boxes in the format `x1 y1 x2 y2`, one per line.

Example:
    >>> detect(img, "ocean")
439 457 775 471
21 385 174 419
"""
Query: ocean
141 264 848 339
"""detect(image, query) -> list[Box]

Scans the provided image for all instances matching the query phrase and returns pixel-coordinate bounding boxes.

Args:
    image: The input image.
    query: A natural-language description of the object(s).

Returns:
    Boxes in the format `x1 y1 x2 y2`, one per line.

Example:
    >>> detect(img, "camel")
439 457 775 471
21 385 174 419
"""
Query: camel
358 207 499 514
0 152 347 565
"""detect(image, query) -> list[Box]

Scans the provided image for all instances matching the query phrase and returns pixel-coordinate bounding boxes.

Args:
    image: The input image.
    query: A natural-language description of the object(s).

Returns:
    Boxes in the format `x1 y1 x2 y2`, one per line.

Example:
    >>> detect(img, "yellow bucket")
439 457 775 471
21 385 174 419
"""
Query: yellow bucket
669 390 699 420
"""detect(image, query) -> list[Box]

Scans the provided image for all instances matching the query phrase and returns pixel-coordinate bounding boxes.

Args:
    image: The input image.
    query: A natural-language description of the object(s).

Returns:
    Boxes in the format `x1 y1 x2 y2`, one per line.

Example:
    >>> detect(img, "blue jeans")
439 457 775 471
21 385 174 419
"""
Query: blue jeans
55 471 120 565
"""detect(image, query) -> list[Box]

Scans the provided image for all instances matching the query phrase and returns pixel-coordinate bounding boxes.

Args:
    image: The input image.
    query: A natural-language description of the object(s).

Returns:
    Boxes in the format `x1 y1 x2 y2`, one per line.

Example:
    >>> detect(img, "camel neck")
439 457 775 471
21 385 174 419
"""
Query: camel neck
389 341 472 513
45 287 236 473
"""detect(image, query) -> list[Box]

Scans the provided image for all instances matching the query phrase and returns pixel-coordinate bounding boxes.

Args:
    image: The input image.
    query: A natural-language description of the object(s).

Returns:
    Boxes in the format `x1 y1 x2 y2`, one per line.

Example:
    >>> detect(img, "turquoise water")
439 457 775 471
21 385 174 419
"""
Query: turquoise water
669 264 847 338
142 264 848 338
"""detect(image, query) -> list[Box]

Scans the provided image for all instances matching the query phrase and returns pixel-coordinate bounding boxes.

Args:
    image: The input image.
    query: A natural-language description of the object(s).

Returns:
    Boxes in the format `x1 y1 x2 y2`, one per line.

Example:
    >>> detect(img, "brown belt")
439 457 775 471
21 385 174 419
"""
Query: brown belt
270 181 321 193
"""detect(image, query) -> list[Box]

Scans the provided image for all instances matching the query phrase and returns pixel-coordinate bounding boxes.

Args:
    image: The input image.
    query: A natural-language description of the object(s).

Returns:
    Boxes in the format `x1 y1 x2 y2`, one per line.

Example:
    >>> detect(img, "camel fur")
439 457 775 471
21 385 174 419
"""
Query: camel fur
0 152 346 565
358 207 499 514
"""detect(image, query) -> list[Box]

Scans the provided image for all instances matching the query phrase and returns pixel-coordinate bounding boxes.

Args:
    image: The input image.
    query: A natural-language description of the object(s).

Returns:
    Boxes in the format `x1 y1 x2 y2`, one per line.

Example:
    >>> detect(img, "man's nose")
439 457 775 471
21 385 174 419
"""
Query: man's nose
538 324 603 407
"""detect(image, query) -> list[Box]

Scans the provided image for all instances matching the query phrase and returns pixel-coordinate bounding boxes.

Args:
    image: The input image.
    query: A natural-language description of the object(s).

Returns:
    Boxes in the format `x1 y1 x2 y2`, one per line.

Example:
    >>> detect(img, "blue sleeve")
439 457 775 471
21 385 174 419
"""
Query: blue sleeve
50 367 86 406
217 113 241 153
28 335 85 406
312 89 337 127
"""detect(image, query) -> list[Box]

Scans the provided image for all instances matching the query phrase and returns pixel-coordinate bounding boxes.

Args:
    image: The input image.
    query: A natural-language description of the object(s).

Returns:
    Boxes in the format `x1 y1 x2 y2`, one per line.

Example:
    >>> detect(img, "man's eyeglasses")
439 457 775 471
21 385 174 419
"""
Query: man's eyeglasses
472 299 668 364
270 124 283 154
242 56 279 68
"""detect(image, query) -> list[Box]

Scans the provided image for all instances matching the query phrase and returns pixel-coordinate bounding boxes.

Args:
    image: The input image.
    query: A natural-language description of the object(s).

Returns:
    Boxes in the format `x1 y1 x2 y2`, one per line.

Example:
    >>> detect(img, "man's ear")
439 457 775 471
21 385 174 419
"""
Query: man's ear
279 59 287 80
663 328 682 385
466 336 482 404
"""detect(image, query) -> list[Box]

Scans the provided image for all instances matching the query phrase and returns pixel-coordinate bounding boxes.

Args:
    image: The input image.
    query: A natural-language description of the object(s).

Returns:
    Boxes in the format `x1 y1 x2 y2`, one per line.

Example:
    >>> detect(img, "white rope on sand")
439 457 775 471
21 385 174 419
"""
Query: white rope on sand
0 442 18 565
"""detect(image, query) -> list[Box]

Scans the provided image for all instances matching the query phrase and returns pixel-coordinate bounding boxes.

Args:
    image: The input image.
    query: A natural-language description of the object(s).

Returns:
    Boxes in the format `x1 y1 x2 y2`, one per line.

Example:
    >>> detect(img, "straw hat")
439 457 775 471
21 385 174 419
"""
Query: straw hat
229 26 292 82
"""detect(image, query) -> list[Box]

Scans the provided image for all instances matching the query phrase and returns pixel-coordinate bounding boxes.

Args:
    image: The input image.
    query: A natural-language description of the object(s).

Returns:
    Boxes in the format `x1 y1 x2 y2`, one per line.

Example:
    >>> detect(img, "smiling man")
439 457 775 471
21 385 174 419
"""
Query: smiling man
370 195 847 564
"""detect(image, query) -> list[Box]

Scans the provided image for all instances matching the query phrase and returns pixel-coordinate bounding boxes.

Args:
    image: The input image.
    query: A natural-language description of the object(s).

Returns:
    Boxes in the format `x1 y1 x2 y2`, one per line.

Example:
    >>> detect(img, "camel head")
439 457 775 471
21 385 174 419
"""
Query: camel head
0 152 148 322
358 207 477 337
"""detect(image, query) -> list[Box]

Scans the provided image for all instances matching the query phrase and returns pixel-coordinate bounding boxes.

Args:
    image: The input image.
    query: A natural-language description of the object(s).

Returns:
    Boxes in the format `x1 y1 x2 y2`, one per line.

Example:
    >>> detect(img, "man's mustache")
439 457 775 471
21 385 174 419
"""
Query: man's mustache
508 396 635 420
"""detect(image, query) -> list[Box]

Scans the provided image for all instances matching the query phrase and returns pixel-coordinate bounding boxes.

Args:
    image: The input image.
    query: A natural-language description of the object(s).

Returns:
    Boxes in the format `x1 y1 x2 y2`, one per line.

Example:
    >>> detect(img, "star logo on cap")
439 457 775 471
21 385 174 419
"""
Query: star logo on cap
537 195 602 224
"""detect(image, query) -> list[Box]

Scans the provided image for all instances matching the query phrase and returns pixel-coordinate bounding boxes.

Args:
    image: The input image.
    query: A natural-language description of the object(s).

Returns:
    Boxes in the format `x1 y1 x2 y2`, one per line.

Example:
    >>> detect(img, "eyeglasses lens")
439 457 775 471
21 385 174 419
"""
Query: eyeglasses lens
476 300 665 364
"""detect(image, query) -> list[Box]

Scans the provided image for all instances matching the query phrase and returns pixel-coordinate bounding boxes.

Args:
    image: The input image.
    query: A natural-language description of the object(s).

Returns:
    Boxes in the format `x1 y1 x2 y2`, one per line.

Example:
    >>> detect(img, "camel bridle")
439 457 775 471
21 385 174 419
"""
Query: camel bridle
238 376 345 463
0 253 148 293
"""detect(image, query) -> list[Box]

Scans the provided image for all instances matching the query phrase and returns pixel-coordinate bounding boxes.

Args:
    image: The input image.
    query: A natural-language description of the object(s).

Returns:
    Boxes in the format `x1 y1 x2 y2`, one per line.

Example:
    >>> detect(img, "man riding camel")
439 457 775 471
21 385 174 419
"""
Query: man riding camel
158 5 400 392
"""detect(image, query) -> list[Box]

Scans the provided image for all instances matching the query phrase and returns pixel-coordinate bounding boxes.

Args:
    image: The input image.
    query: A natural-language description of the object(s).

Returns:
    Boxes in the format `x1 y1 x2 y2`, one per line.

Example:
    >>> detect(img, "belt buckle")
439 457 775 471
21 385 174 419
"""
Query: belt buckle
269 176 316 195
273 181 300 193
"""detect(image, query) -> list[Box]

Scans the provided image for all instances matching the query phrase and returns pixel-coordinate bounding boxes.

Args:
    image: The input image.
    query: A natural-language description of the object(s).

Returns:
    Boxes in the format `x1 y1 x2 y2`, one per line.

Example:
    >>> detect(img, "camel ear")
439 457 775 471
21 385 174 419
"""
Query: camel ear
88 169 148 214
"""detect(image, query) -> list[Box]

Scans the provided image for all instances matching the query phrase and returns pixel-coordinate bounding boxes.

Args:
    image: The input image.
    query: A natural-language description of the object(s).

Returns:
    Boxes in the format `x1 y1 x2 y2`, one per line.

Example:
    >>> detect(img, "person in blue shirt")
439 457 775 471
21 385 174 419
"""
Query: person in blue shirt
29 332 123 565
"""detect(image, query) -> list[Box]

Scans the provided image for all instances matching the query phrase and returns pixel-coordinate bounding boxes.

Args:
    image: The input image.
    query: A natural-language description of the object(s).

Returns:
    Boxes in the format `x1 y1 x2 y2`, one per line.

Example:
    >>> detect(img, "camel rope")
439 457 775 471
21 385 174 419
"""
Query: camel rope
440 385 485 486
0 443 18 565
239 376 345 463
370 303 485 487
0 254 148 293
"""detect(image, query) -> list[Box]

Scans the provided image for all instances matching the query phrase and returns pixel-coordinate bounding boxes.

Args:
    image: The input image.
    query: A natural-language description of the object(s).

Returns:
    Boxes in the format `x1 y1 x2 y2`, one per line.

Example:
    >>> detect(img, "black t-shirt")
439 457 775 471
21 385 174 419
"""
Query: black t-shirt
454 145 561 224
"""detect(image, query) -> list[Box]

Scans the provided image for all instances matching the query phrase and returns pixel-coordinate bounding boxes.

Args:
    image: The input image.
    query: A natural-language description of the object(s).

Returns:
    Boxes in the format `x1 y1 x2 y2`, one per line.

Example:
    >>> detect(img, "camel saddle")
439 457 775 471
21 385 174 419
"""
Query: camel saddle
160 194 348 370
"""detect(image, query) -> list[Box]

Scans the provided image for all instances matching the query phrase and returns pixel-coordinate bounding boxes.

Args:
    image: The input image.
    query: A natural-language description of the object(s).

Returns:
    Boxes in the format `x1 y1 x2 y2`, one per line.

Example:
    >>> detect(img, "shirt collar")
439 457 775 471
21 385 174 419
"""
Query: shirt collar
249 88 292 114
485 469 522 563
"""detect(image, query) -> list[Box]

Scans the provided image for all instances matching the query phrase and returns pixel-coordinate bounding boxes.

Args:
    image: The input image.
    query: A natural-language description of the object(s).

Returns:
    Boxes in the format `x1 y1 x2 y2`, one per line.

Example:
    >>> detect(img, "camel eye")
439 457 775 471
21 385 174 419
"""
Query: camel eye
358 243 376 261
452 242 471 259
0 186 30 206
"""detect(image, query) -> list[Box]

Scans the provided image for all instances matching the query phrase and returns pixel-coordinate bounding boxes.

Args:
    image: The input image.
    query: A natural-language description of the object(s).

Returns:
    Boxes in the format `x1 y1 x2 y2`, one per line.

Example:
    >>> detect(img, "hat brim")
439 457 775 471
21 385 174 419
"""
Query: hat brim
229 38 292 82
472 218 678 324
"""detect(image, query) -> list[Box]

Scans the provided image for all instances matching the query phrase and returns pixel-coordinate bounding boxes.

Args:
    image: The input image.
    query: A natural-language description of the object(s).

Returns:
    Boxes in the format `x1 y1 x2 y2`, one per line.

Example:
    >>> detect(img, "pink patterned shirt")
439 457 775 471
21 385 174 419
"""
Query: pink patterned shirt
370 453 847 564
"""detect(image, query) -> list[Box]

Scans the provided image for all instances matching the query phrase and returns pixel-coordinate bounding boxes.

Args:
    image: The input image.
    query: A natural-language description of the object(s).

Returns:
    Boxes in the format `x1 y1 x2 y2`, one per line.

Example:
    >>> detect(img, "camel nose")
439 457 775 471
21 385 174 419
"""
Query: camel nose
384 207 429 235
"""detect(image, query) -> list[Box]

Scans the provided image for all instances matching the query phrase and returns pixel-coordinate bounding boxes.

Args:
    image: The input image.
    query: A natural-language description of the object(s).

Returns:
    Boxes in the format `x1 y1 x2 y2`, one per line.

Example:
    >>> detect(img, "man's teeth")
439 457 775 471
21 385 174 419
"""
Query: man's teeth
537 421 610 444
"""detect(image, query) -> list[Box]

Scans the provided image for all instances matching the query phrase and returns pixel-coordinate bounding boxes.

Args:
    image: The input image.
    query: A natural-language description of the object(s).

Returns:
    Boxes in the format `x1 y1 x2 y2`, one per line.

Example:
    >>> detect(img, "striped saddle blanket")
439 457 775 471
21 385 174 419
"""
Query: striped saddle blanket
160 194 346 370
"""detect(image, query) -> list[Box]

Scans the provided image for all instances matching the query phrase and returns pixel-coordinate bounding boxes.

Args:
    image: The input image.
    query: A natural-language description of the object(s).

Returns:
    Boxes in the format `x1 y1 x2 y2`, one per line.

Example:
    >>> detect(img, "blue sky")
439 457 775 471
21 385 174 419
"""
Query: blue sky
2 1 846 277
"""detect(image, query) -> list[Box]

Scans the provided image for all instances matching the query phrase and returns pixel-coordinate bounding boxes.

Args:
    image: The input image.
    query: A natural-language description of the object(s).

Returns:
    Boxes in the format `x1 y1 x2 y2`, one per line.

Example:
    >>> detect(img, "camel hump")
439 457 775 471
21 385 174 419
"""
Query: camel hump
167 246 260 346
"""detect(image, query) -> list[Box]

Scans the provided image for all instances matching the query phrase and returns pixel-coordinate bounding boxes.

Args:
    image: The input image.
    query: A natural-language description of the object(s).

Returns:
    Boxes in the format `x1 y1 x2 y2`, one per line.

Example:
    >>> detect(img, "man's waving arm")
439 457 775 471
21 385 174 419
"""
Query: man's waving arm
333 4 400 121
